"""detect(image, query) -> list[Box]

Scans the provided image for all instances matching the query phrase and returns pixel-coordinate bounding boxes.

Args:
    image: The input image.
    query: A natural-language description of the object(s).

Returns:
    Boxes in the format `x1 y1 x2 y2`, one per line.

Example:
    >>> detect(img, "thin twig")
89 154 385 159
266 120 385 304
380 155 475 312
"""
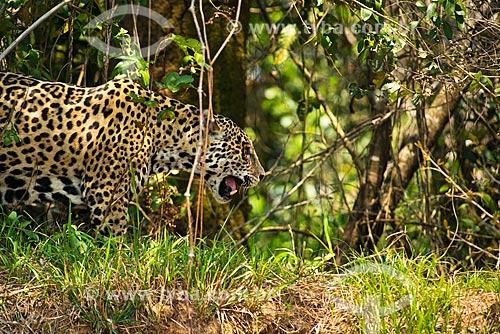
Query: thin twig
236 141 338 247
185 1 206 261
210 1 243 64
288 50 364 183
259 226 317 239
184 3 208 334
423 149 495 221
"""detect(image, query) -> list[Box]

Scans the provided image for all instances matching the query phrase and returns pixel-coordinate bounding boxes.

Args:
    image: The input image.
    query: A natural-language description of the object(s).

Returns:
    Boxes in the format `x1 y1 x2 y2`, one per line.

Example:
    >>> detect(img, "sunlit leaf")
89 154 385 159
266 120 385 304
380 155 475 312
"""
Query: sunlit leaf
382 81 400 93
416 0 426 10
360 7 373 21
426 2 438 20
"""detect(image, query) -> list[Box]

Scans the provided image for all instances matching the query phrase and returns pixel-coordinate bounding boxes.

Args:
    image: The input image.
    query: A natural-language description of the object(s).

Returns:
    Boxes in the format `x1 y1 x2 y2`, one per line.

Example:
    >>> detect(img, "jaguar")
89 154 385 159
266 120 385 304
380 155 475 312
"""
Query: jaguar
0 72 265 234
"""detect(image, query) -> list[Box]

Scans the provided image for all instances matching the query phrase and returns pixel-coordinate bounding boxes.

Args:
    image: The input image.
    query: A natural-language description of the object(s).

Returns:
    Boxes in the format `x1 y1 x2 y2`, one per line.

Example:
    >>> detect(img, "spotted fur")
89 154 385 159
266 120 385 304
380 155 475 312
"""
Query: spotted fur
0 72 265 234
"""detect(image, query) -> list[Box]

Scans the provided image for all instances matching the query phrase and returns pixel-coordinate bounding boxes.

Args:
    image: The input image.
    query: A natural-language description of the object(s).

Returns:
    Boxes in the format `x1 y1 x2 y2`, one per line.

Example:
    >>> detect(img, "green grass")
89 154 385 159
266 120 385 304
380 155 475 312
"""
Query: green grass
335 252 499 333
0 209 498 333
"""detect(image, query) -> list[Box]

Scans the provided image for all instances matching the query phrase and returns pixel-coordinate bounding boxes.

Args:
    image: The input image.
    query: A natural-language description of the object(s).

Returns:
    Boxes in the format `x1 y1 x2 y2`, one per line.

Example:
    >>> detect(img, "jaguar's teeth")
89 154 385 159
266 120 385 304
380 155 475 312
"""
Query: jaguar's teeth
230 189 238 196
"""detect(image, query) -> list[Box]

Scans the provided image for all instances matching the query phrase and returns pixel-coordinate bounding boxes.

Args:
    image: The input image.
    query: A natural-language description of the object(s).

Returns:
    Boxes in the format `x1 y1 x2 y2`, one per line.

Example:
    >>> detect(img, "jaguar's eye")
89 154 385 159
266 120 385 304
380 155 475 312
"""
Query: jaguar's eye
242 143 249 155
243 143 254 161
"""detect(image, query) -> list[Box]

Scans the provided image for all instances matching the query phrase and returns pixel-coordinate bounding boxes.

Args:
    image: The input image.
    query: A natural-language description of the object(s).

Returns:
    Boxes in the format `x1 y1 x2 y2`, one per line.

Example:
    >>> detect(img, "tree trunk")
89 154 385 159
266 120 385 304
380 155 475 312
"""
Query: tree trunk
337 78 469 263
141 1 249 127
381 80 469 215
338 89 392 258
127 1 251 237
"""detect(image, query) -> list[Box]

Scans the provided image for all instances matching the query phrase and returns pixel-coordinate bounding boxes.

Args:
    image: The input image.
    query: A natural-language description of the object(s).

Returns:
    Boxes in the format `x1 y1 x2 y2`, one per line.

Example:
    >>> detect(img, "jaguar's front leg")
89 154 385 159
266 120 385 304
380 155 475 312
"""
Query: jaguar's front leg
81 177 133 235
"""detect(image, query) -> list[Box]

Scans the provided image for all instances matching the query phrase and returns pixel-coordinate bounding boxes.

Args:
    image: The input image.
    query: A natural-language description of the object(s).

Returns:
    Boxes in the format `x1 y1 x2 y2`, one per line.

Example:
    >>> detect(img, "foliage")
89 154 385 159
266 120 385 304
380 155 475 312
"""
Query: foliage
246 0 500 268
155 72 194 93
0 0 499 268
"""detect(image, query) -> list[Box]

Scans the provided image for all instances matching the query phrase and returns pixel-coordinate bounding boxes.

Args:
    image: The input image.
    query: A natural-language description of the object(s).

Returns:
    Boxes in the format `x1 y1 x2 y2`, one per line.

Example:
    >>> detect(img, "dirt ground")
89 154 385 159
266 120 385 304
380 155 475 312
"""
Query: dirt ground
0 276 498 334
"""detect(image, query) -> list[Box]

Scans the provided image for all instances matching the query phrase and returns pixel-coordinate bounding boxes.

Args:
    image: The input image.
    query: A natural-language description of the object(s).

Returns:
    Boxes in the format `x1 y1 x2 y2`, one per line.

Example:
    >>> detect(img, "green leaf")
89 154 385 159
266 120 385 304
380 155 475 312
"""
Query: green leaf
473 71 483 81
409 21 419 32
358 47 370 63
158 72 195 93
139 69 150 87
128 92 145 104
321 34 335 53
455 2 466 30
336 4 351 22
442 20 453 40
3 137 12 147
193 53 204 67
349 82 366 99
468 80 478 92
415 0 426 10
455 3 466 16
494 86 500 98
439 183 450 193
360 7 373 21
381 81 401 102
477 193 495 211
24 230 40 241
427 28 439 41
469 71 493 91
273 48 289 65
444 0 456 17
172 34 188 53
456 13 464 29
432 16 441 27
158 107 176 121
172 34 202 55
426 2 438 20
185 38 202 53
382 81 401 93
460 217 478 231
279 24 297 49
7 211 18 222
483 76 493 88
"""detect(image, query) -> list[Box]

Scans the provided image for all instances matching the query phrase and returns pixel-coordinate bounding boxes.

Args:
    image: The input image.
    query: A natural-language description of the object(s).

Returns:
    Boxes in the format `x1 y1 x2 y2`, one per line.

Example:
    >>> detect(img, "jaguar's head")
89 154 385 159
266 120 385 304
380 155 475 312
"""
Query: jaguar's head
202 114 265 203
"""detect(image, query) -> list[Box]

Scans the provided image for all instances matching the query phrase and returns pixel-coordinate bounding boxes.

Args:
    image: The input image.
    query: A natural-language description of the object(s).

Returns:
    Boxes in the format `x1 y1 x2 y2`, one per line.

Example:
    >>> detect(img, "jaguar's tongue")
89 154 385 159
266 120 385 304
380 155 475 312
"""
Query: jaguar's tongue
225 176 238 196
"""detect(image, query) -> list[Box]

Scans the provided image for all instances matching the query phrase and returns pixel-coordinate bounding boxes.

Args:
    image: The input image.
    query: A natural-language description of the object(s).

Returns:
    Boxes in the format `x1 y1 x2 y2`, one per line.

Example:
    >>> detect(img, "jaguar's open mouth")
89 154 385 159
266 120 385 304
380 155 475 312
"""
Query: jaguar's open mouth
219 176 244 201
